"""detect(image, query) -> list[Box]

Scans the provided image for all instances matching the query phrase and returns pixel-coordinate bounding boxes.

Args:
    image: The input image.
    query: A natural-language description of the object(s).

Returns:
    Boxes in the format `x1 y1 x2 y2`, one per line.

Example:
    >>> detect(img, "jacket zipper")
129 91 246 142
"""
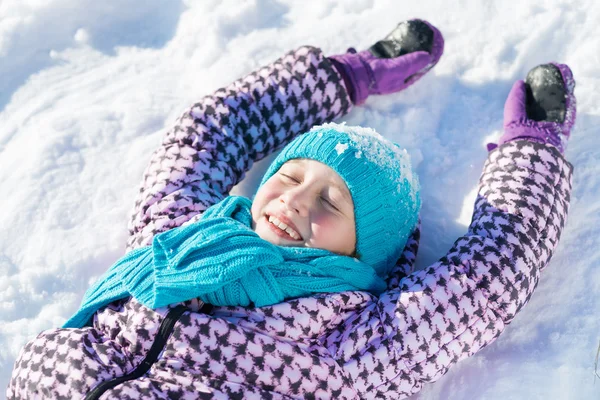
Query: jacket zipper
84 305 189 400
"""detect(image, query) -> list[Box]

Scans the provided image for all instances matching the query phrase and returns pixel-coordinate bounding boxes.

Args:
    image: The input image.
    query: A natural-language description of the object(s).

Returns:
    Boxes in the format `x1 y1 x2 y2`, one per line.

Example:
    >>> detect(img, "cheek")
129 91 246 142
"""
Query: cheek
309 214 339 237
252 183 280 213
310 215 355 254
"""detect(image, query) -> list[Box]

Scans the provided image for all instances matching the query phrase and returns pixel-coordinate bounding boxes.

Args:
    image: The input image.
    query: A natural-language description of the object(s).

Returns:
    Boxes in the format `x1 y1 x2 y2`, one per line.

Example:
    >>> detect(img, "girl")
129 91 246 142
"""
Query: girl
8 19 575 399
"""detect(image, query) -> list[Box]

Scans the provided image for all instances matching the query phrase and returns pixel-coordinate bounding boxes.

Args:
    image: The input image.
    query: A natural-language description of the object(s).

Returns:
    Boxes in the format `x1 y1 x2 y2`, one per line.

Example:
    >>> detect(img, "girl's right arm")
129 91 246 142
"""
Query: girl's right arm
126 46 351 251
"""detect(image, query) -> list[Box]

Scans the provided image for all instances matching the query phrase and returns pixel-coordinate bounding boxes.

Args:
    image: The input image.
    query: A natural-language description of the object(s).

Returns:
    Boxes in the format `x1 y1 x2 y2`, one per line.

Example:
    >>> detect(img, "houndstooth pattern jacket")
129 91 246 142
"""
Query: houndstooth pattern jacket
8 46 573 399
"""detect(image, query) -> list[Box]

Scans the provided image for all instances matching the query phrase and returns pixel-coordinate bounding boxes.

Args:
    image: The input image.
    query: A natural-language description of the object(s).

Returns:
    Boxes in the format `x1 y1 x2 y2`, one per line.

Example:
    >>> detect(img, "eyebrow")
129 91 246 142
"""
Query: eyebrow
331 181 352 204
287 159 353 205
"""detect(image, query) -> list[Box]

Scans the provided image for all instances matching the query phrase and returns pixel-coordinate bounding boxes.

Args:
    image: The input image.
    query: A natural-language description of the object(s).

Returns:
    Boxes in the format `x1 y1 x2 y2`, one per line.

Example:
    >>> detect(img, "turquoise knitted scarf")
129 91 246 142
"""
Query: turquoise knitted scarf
64 196 386 328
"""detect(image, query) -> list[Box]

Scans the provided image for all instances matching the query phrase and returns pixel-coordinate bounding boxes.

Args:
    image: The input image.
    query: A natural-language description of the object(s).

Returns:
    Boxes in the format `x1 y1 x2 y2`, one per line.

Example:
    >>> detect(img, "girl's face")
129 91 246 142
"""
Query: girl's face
251 159 356 256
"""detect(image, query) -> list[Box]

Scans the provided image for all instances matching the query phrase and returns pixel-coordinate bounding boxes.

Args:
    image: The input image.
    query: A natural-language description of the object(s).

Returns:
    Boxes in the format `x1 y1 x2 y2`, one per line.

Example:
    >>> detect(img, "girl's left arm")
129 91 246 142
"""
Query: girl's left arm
328 141 574 398
126 46 351 251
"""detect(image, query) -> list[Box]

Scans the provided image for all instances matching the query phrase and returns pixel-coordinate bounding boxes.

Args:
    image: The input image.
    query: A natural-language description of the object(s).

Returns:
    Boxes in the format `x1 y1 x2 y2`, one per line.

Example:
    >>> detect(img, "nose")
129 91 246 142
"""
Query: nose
280 186 312 216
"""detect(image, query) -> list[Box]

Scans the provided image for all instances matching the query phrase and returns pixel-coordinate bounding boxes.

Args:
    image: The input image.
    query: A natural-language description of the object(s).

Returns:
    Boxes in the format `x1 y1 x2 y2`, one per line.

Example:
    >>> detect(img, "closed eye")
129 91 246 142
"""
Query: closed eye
321 196 339 211
280 173 300 183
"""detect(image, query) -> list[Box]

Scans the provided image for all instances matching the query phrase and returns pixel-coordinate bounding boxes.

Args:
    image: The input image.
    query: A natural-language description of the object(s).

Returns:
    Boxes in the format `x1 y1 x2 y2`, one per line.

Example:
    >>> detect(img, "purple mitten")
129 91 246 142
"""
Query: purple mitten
491 63 576 154
329 19 444 105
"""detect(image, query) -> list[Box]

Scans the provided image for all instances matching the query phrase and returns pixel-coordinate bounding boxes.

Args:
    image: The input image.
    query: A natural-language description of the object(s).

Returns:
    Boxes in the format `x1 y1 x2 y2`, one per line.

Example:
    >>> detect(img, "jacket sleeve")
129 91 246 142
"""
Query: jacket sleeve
126 46 352 251
328 140 574 398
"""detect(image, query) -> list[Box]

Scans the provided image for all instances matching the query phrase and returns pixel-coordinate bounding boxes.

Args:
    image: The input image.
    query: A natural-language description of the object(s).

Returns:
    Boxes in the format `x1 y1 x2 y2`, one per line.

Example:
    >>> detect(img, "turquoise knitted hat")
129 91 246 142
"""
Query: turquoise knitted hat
258 122 421 278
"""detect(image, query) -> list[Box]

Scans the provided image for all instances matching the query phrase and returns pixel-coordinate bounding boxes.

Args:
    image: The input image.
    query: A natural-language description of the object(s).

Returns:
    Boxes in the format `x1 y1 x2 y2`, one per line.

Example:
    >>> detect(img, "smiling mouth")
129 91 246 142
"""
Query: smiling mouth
266 215 302 241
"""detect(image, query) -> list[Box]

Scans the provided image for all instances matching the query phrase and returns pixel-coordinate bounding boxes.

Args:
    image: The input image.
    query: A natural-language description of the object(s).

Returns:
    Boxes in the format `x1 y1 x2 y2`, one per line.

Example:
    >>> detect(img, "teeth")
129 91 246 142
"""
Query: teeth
268 215 301 240
285 227 300 240
278 221 287 229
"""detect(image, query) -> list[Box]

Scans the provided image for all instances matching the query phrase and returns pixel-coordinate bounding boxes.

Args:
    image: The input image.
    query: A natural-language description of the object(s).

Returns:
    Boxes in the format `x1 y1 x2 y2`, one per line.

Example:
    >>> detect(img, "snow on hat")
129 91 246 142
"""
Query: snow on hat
259 122 421 278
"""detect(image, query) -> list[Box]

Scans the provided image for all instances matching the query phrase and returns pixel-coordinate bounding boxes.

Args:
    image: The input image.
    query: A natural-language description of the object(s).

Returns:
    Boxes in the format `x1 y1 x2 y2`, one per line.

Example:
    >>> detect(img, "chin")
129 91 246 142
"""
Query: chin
255 224 277 243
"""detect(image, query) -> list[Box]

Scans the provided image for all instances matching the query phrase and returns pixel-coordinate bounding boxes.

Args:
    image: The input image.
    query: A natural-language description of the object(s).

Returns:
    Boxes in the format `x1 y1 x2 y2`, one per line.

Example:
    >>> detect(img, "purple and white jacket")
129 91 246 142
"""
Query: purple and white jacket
8 46 574 399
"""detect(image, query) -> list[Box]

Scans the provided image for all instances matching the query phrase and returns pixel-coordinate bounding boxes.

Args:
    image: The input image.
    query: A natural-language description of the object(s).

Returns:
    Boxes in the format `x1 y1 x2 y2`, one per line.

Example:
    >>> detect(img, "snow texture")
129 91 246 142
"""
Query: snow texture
335 142 349 155
1 0 599 398
314 121 421 205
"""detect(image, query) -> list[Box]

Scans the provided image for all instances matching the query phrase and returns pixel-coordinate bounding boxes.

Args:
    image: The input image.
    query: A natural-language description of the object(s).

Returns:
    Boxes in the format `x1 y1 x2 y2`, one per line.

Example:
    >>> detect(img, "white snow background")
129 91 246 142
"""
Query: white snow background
1 0 599 398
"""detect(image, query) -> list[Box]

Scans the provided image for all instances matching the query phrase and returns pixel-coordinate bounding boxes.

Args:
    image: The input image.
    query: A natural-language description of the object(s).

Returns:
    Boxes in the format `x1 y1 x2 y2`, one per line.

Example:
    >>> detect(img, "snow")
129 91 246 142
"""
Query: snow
311 122 421 205
335 141 349 155
1 0 599 398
